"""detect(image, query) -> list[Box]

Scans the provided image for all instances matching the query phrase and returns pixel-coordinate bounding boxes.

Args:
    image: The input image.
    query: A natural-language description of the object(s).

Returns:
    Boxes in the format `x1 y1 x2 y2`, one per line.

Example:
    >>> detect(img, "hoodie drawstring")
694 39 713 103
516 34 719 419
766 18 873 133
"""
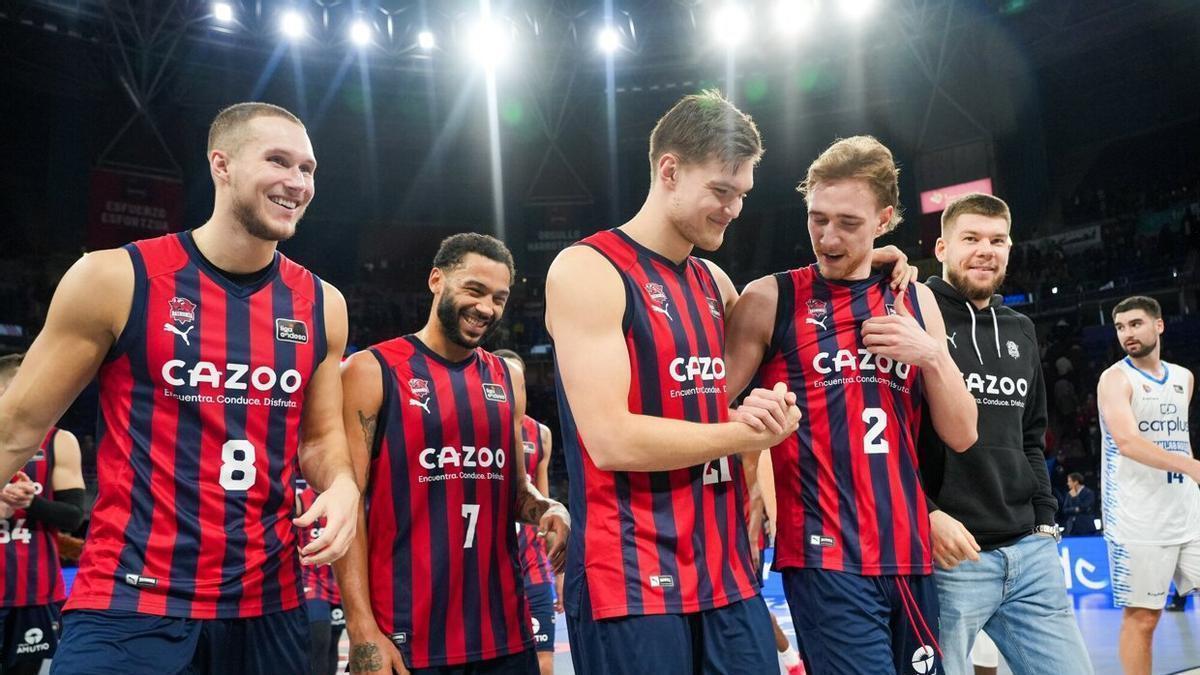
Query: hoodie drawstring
966 302 984 365
990 307 1001 359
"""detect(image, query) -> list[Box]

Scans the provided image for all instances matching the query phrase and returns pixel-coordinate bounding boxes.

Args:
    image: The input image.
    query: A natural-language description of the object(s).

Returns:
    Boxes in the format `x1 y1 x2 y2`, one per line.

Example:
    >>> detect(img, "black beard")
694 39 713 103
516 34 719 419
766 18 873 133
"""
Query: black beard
945 265 1006 302
1123 339 1157 358
232 193 294 242
436 293 498 350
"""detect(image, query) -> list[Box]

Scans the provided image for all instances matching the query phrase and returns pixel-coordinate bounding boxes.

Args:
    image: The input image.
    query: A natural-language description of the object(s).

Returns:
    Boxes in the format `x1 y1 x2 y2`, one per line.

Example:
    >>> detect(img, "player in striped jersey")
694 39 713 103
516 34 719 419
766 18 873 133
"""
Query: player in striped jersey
336 234 569 675
546 90 801 675
494 349 559 675
1097 296 1200 675
0 103 359 674
295 477 346 675
0 355 85 675
725 136 977 674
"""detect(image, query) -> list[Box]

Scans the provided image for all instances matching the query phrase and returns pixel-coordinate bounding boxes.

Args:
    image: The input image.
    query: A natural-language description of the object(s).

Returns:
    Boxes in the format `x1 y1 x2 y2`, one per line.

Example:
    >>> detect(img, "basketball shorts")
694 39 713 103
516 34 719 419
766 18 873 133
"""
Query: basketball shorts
525 582 555 653
566 583 775 675
781 568 941 675
0 603 60 666
49 607 308 675
406 649 539 675
1108 536 1200 609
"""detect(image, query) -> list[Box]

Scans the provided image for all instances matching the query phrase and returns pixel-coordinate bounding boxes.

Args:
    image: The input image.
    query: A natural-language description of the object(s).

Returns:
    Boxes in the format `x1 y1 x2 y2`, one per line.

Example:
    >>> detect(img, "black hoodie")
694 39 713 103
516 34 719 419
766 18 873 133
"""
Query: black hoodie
918 276 1057 550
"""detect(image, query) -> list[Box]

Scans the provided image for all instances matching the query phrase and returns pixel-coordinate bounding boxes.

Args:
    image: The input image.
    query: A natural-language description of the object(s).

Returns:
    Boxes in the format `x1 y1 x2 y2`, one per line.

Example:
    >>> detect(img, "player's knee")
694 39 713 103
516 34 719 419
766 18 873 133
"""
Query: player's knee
1122 607 1161 633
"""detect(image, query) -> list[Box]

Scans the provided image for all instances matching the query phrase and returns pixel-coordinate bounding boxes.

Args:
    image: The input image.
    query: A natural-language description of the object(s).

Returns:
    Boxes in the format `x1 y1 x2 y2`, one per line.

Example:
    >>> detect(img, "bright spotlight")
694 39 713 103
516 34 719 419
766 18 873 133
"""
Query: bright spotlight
468 19 512 65
349 20 372 46
711 4 750 48
774 0 816 35
597 26 620 54
213 2 234 23
417 30 436 50
839 0 877 21
280 10 305 39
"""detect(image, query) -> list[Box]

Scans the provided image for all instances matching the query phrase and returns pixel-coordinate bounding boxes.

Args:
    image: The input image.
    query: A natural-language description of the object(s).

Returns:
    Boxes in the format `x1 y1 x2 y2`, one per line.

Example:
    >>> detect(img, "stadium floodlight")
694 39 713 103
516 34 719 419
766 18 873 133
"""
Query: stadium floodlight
711 4 750 49
213 2 234 23
774 0 816 35
597 26 620 54
280 10 306 39
418 30 436 50
349 19 372 46
839 0 877 21
467 18 513 66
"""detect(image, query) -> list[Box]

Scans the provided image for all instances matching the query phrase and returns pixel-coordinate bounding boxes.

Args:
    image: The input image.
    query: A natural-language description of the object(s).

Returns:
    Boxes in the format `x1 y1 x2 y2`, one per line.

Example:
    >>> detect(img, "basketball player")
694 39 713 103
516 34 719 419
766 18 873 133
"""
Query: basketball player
0 355 85 675
494 349 558 675
1098 295 1200 675
725 135 978 674
751 451 806 675
546 90 803 675
335 234 570 675
295 477 346 675
0 102 359 674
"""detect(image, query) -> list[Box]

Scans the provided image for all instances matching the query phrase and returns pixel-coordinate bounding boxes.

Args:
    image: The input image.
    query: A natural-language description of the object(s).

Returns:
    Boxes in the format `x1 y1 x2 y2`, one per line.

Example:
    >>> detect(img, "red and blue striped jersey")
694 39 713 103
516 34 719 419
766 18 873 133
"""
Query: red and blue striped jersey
294 479 341 605
555 229 760 620
756 266 931 576
516 415 554 586
365 336 530 668
0 429 65 607
69 231 325 618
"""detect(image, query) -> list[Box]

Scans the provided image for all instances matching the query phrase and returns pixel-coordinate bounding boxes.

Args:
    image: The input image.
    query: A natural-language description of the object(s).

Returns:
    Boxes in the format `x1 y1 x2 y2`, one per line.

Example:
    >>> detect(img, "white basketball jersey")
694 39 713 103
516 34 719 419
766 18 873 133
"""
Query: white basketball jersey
1100 358 1199 545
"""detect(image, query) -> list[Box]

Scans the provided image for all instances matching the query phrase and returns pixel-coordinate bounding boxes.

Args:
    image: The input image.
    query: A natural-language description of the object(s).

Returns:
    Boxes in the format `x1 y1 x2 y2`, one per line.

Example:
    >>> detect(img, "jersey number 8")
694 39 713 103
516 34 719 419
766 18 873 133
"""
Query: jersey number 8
220 440 258 491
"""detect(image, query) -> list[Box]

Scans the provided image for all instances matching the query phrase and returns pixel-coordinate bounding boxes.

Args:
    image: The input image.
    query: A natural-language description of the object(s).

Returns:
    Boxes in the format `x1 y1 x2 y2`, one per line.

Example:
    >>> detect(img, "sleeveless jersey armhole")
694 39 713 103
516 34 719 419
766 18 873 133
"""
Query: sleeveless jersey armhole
107 245 147 362
579 243 634 336
764 272 793 365
310 275 328 374
367 347 392 462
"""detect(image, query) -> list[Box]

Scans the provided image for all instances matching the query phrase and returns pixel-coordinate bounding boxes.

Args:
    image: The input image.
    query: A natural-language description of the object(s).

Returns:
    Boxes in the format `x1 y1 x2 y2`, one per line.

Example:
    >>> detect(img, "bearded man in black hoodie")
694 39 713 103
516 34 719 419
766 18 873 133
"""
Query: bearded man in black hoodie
919 193 1092 675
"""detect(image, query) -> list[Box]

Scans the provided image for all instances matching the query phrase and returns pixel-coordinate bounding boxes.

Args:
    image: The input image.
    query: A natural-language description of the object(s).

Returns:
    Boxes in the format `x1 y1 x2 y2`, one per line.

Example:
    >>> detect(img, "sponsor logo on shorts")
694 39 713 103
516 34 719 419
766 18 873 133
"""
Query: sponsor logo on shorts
331 607 346 627
275 318 309 344
390 632 407 645
648 575 675 589
911 645 936 673
531 616 548 642
15 627 49 655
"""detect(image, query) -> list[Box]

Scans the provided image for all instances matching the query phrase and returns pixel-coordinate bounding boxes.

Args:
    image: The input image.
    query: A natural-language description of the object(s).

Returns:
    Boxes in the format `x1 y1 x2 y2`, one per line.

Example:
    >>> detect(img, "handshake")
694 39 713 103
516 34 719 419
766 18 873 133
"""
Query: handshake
730 382 802 446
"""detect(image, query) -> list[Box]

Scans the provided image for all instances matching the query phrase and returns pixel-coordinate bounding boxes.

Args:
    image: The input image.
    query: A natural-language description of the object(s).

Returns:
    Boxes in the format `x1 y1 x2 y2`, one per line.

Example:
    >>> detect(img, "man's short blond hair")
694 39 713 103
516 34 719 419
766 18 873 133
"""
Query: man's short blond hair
207 102 304 155
797 135 902 232
940 192 1011 234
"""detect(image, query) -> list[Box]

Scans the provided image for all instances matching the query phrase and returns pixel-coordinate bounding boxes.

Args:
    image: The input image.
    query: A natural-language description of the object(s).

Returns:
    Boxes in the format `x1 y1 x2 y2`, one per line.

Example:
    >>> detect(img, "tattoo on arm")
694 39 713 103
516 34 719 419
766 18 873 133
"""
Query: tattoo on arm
349 643 383 672
516 484 549 525
358 411 378 447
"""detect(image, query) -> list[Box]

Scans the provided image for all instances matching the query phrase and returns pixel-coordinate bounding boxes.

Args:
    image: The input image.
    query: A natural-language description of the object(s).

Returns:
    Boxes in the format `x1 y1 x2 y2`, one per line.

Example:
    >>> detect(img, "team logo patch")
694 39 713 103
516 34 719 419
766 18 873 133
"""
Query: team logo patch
390 632 407 646
275 318 309 344
648 575 675 589
1007 340 1020 359
805 299 829 330
408 378 431 414
706 297 722 319
523 441 536 454
483 383 508 403
644 282 673 321
168 296 196 325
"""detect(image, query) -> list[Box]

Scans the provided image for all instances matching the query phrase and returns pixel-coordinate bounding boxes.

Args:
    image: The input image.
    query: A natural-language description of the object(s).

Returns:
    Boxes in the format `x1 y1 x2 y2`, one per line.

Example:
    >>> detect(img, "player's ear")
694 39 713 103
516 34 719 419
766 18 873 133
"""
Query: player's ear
875 206 893 236
934 237 947 263
210 149 231 186
657 154 679 188
428 266 444 295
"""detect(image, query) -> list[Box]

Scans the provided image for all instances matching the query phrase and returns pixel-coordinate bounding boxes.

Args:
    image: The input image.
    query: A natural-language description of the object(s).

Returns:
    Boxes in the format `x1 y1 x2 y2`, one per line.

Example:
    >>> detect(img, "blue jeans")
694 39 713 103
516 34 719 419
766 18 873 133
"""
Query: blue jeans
934 533 1093 675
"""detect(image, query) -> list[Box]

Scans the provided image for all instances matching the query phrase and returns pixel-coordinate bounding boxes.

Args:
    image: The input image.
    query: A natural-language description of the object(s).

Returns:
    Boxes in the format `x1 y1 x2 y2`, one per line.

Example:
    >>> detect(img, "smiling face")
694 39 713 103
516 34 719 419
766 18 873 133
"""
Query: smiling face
937 213 1011 301
806 178 892 280
1113 308 1163 359
663 155 755 252
216 116 316 242
431 253 513 350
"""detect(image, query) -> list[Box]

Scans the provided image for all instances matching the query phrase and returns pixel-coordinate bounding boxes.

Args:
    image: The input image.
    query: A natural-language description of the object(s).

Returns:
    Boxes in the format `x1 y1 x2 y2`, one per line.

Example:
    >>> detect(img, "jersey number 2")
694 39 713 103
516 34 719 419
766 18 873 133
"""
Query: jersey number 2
862 408 890 455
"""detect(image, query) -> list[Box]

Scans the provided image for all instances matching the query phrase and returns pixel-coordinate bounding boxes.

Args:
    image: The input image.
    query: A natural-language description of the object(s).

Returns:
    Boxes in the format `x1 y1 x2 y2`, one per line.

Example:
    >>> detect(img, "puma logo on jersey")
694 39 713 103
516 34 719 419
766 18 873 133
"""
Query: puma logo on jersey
409 397 431 414
163 323 194 346
805 315 829 330
947 332 958 349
